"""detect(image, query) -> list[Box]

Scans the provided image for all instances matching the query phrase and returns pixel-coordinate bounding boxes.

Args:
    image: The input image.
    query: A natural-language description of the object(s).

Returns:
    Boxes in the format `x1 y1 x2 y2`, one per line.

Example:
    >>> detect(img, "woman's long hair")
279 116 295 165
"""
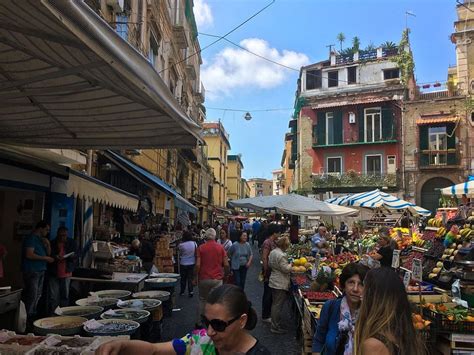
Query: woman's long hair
354 268 425 355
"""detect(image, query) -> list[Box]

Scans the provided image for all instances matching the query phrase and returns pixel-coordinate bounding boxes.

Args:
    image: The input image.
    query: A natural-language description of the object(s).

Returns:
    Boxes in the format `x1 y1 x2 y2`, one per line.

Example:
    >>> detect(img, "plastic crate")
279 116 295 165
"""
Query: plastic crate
422 308 474 334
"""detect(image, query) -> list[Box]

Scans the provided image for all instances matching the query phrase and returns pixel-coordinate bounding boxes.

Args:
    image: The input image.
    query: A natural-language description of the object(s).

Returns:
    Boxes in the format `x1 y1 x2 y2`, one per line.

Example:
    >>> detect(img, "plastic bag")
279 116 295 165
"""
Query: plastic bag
16 301 26 333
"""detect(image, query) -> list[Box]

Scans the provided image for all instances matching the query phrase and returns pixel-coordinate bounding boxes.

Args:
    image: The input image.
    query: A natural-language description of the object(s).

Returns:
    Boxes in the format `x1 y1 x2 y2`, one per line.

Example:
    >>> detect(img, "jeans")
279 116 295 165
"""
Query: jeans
198 279 222 321
271 288 288 331
48 276 71 313
180 264 195 295
23 271 45 318
262 280 273 319
233 265 248 290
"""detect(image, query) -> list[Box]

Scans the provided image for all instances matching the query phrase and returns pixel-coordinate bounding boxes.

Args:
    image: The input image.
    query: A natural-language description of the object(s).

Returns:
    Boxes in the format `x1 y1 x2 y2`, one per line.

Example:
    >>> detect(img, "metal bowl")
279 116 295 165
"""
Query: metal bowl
149 273 180 279
75 297 119 309
33 316 87 336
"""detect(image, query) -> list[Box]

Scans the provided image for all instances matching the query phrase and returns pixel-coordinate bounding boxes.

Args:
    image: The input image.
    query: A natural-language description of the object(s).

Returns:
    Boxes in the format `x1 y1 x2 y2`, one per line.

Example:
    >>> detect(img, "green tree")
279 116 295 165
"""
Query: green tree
381 41 396 49
352 36 361 52
337 32 346 51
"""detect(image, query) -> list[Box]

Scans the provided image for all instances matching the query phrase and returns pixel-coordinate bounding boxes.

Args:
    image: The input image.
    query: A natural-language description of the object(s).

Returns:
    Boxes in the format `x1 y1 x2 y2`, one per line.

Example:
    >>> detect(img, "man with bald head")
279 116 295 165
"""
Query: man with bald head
310 226 330 257
194 228 230 319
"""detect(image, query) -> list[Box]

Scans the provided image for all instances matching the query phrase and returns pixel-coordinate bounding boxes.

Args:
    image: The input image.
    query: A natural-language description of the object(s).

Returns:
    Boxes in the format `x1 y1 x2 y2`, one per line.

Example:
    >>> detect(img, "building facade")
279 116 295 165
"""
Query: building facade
248 178 273 197
272 169 284 195
290 43 406 197
227 155 244 202
401 1 474 212
241 178 251 199
202 122 231 209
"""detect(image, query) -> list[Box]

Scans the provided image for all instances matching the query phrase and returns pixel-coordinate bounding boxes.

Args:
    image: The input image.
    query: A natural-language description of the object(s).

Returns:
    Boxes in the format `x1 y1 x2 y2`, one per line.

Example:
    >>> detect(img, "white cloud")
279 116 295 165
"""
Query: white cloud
194 0 213 29
201 38 309 99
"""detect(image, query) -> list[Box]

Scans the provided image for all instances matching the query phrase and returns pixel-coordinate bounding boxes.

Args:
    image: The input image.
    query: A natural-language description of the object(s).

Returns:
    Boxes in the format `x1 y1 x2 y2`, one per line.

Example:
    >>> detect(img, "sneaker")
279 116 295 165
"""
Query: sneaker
189 292 194 298
261 318 272 323
270 328 286 334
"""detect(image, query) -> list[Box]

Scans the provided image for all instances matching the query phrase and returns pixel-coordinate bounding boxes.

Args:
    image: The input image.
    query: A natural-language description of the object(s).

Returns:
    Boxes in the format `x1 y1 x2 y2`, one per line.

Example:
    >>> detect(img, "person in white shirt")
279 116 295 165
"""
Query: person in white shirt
178 231 198 297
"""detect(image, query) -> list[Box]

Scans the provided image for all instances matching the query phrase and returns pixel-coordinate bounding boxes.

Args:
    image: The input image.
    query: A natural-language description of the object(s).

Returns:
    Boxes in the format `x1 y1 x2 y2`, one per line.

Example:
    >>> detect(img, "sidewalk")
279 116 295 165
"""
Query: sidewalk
161 244 301 354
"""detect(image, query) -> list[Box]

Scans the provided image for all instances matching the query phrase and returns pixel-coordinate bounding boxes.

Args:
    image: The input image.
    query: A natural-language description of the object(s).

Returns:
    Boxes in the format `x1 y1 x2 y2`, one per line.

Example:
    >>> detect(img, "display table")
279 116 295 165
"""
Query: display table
71 272 148 294
0 289 21 331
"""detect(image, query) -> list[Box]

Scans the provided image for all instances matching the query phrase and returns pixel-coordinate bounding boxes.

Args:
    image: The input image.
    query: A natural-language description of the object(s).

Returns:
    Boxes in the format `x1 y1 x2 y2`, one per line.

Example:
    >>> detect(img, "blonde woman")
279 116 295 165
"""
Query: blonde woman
268 236 292 334
354 267 426 355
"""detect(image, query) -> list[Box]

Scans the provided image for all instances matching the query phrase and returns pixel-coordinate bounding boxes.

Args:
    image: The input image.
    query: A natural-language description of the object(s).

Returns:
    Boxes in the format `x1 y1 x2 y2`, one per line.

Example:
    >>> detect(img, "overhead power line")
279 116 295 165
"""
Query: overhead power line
159 0 275 75
206 107 292 113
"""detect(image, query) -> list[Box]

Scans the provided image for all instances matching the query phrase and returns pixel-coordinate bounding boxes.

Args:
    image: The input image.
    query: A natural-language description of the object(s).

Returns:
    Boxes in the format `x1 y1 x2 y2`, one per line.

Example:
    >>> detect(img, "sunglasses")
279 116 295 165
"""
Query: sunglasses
200 314 241 332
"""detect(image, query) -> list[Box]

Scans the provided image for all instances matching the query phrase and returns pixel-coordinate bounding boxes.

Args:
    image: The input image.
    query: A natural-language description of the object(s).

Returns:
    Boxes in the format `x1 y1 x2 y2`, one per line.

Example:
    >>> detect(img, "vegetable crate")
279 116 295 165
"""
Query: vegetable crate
300 326 312 355
422 308 474 334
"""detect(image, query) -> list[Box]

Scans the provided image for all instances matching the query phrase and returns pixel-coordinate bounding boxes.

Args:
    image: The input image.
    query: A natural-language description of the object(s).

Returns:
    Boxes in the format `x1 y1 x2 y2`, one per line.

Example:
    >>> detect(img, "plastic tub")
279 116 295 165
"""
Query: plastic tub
75 297 119 310
83 319 140 336
149 273 180 279
33 316 87 336
89 290 131 300
117 299 162 312
100 308 150 324
55 306 104 319
144 277 178 289
132 290 170 302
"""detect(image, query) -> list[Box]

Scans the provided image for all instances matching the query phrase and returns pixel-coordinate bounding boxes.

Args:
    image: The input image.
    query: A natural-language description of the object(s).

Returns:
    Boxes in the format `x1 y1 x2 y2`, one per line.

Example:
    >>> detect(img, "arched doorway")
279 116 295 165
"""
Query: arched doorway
421 177 454 214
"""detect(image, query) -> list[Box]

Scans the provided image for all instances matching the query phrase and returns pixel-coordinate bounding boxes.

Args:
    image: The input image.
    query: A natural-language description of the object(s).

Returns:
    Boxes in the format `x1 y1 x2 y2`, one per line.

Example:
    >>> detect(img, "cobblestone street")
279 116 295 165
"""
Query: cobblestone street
161 245 301 355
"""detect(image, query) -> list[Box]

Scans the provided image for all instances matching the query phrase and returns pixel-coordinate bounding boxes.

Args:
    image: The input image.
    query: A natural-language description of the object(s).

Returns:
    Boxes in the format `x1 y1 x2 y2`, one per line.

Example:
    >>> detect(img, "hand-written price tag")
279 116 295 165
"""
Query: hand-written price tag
412 258 423 282
403 271 411 289
391 250 400 269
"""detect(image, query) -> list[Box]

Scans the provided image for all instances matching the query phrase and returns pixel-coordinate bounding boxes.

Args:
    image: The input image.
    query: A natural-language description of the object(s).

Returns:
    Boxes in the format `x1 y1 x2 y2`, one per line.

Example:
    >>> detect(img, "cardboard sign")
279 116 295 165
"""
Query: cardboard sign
412 258 423 282
391 250 400 269
403 270 411 288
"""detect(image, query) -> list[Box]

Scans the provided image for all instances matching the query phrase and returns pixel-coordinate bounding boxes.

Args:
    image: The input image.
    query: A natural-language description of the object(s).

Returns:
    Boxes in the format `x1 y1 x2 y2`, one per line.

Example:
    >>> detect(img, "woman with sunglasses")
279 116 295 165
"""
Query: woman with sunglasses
95 284 270 355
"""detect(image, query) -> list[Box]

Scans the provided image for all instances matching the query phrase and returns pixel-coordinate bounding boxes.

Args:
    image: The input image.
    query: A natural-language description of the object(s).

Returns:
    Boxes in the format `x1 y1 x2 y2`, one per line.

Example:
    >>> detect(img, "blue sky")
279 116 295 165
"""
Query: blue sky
194 0 457 179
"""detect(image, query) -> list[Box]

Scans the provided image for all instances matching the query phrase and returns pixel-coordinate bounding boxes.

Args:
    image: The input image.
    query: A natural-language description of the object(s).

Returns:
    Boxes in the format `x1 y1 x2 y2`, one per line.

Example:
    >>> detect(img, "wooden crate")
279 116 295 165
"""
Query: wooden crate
301 325 312 355
450 333 474 352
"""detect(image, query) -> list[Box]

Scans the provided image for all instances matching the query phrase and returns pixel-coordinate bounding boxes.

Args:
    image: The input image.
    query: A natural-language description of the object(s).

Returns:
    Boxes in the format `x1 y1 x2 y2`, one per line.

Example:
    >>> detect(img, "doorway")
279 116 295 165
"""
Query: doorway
420 177 454 214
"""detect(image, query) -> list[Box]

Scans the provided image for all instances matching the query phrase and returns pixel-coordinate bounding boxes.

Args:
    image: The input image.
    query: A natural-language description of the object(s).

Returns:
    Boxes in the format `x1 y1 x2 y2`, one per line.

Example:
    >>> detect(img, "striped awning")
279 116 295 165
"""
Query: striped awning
52 170 139 211
441 180 474 198
416 117 458 125
326 189 431 216
0 1 201 149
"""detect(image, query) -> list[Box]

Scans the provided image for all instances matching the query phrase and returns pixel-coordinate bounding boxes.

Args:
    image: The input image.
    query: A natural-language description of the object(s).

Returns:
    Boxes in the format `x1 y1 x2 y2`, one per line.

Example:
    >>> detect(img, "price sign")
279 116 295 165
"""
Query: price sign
403 270 411 288
412 258 423 282
391 250 400 269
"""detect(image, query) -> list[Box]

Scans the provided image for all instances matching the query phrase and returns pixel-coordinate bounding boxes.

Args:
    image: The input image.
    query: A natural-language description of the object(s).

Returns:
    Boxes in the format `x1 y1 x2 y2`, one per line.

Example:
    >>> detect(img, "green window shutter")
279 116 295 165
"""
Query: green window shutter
419 125 429 166
382 107 393 140
358 108 365 142
446 123 457 165
333 111 343 144
317 111 326 146
446 123 456 149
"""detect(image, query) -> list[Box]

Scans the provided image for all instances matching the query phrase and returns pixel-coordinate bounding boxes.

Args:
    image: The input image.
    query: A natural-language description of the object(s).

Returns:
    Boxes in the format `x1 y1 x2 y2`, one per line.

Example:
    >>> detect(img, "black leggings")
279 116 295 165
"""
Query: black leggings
180 264 195 294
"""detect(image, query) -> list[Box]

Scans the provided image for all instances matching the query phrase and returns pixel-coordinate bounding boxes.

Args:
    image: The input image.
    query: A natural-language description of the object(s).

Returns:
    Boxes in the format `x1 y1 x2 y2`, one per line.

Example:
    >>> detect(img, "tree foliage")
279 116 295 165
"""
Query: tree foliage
337 32 346 51
391 29 415 85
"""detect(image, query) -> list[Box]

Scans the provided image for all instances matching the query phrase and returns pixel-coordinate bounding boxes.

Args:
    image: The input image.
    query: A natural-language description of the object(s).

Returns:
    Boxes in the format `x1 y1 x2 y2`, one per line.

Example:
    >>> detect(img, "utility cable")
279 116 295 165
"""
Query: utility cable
158 0 275 75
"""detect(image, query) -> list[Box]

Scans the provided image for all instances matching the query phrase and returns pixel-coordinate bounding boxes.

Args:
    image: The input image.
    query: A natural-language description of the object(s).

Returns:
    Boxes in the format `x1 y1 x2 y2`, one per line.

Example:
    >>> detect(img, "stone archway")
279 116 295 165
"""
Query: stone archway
420 177 454 214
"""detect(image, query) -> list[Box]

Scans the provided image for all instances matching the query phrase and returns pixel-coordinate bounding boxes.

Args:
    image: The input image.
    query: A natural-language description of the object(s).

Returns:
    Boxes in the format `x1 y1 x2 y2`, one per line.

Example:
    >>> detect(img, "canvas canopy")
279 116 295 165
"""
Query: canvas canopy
326 189 431 216
441 180 474 199
228 194 358 217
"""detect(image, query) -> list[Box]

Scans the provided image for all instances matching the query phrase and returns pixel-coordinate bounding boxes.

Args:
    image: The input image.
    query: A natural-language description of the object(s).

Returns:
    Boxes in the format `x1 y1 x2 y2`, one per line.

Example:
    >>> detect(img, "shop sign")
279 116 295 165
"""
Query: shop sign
403 270 411 288
391 250 400 268
412 258 422 282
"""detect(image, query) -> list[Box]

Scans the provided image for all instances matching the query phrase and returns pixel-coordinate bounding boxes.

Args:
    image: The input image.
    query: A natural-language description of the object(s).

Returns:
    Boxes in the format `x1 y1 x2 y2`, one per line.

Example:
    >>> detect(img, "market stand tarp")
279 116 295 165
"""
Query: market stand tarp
228 194 358 216
326 189 431 216
441 180 474 198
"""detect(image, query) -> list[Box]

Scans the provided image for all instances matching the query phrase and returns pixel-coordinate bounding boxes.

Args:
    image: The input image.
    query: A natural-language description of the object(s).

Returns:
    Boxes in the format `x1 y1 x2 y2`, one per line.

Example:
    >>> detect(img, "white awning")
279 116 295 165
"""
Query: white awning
52 171 139 211
0 0 201 149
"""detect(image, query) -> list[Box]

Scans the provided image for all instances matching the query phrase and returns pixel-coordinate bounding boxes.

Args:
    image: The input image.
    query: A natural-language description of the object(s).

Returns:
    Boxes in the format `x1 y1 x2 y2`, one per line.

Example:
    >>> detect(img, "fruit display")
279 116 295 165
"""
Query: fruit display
425 240 445 259
427 218 444 228
412 313 431 330
287 242 311 259
422 303 474 333
292 274 309 286
427 261 445 279
310 268 336 292
306 304 323 318
324 252 359 267
360 234 378 250
401 251 424 270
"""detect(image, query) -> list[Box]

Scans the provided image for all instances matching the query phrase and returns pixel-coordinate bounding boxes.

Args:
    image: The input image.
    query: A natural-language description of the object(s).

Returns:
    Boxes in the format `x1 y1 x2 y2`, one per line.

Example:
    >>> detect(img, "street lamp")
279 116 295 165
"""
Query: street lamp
244 112 252 121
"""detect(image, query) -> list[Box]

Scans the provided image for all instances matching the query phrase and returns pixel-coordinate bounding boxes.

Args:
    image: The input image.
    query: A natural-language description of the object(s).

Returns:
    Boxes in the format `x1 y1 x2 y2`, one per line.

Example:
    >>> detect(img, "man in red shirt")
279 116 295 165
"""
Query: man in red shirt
194 228 229 318
261 224 280 322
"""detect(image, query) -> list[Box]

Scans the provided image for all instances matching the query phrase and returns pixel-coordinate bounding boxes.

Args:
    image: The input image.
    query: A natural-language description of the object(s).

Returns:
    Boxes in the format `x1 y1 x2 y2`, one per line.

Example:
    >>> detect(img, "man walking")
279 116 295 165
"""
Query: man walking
22 221 55 320
261 224 280 323
194 228 229 318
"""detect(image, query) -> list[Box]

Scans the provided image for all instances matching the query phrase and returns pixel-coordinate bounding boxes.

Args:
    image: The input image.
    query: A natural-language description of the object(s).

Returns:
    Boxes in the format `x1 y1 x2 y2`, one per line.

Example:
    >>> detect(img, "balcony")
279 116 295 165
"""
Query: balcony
194 82 205 103
312 170 398 191
172 10 188 49
420 150 460 169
